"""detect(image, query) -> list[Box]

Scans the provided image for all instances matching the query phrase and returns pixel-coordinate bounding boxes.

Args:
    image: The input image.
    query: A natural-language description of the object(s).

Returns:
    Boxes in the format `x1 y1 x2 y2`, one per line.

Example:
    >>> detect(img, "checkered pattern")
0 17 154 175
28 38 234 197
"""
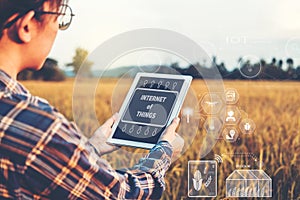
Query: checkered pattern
0 70 173 199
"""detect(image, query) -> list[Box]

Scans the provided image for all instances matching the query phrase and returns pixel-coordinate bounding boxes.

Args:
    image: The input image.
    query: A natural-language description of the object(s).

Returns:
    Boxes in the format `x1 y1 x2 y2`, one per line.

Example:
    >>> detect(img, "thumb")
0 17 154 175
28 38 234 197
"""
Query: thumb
165 117 180 133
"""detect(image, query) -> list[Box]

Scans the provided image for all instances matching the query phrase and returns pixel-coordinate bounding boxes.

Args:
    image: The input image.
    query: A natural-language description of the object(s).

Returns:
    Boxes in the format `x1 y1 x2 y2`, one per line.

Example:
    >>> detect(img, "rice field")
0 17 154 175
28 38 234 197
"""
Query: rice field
22 79 300 200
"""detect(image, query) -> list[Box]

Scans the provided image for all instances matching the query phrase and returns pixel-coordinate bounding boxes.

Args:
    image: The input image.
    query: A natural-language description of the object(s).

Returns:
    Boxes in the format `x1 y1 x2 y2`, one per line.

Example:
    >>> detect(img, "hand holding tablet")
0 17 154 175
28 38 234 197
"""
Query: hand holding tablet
108 72 192 149
159 117 185 160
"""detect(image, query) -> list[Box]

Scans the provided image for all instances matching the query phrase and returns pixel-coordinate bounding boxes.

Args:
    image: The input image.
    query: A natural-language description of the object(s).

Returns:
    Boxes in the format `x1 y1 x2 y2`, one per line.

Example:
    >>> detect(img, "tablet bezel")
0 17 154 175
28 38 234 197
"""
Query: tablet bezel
107 72 192 149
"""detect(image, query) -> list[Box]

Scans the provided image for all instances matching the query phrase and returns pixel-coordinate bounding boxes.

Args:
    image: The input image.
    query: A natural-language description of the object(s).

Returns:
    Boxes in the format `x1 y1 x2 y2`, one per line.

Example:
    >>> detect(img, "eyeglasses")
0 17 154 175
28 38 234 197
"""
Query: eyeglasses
4 4 75 31
38 4 75 30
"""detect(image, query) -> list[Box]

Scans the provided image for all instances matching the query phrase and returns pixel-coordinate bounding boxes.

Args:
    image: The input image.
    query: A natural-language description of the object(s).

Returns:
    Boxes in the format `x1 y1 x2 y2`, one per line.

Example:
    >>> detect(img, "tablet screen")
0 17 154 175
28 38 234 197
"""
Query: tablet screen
112 76 185 144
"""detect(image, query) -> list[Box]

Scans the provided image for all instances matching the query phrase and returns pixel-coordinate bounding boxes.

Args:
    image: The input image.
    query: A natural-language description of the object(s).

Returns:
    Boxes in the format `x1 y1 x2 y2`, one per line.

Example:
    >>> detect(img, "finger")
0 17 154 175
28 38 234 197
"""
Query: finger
103 113 118 127
103 127 113 138
165 117 180 133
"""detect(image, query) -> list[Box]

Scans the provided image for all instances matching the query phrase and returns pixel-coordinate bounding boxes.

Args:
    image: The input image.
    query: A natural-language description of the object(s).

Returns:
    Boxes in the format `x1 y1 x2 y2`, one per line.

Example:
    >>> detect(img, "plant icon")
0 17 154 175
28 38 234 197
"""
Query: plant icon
193 170 203 191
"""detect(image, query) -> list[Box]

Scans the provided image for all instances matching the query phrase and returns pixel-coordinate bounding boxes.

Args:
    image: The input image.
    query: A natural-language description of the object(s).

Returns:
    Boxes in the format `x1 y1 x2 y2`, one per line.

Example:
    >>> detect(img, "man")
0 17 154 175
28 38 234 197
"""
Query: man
0 0 184 199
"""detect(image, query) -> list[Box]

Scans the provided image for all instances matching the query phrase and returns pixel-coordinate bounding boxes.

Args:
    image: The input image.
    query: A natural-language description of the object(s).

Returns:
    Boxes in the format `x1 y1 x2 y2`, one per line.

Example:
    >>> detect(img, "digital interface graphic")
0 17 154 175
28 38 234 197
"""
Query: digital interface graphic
188 160 217 197
112 76 185 144
71 28 298 199
226 170 272 198
186 87 272 198
122 89 177 127
200 88 257 143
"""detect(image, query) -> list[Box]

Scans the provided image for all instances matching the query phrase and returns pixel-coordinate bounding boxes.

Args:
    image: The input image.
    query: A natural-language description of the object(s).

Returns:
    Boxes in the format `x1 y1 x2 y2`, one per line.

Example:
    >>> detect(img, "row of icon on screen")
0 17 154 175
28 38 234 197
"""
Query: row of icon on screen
188 160 272 198
141 79 179 90
121 124 159 137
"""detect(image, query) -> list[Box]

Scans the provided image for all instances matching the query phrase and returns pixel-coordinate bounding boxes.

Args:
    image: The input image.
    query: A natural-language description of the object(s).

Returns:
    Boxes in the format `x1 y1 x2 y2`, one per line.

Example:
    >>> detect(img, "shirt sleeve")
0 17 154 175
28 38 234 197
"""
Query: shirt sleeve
23 118 173 200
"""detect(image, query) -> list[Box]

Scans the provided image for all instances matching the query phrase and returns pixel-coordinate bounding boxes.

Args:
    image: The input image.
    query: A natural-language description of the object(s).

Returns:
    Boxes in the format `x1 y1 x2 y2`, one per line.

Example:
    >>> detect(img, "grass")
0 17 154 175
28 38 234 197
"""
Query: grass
22 79 300 199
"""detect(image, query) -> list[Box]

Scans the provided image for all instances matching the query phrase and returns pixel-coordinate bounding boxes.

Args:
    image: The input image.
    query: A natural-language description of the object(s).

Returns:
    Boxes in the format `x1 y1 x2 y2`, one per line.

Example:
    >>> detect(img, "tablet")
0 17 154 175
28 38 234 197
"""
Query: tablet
108 72 192 149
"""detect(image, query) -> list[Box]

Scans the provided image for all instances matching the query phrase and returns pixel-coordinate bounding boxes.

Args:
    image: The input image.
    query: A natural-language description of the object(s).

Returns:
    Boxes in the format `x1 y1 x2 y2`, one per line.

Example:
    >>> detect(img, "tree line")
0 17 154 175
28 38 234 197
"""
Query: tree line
18 47 300 81
18 47 92 81
172 56 300 80
18 58 66 81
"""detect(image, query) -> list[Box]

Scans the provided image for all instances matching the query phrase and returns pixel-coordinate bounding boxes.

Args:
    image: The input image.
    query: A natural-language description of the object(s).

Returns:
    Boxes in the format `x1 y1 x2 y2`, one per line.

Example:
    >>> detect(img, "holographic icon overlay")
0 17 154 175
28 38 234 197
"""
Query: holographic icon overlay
222 127 239 143
188 160 217 197
237 55 262 79
201 93 223 115
239 118 256 135
224 88 239 104
226 170 272 198
204 117 223 139
224 106 241 125
214 154 223 164
200 90 240 143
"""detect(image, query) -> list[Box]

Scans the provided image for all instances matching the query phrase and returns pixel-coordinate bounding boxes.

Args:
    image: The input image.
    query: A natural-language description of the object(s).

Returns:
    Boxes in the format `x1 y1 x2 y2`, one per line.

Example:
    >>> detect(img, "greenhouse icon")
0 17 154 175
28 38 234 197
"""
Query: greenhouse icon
226 170 272 197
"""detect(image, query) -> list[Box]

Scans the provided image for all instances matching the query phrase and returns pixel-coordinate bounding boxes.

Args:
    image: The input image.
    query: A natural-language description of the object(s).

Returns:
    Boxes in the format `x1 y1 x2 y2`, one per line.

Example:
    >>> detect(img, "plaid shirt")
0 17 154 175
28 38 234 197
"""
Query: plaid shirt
0 70 173 200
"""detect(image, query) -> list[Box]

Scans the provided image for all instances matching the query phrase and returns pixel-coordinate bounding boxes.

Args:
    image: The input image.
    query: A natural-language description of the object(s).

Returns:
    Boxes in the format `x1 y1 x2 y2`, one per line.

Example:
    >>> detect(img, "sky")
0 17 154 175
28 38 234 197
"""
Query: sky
49 0 300 70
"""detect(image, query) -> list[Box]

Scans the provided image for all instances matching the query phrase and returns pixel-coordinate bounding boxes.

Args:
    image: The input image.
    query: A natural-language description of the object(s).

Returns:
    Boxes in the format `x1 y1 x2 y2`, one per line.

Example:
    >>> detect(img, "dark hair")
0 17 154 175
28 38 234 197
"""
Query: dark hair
0 0 66 38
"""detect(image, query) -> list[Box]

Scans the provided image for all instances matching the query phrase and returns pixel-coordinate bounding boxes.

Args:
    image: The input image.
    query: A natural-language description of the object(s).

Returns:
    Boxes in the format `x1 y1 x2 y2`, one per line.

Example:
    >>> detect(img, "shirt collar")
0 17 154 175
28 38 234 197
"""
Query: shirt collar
0 69 30 96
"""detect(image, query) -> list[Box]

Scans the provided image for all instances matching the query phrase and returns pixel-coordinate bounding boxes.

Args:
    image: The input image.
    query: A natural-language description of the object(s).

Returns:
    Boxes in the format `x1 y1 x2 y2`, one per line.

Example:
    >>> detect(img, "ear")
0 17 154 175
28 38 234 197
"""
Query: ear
16 11 36 43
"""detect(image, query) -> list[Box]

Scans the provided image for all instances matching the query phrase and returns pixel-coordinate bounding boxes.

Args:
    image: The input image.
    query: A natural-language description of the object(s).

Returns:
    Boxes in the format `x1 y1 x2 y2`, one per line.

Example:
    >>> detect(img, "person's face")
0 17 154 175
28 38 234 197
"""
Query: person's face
29 2 59 70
